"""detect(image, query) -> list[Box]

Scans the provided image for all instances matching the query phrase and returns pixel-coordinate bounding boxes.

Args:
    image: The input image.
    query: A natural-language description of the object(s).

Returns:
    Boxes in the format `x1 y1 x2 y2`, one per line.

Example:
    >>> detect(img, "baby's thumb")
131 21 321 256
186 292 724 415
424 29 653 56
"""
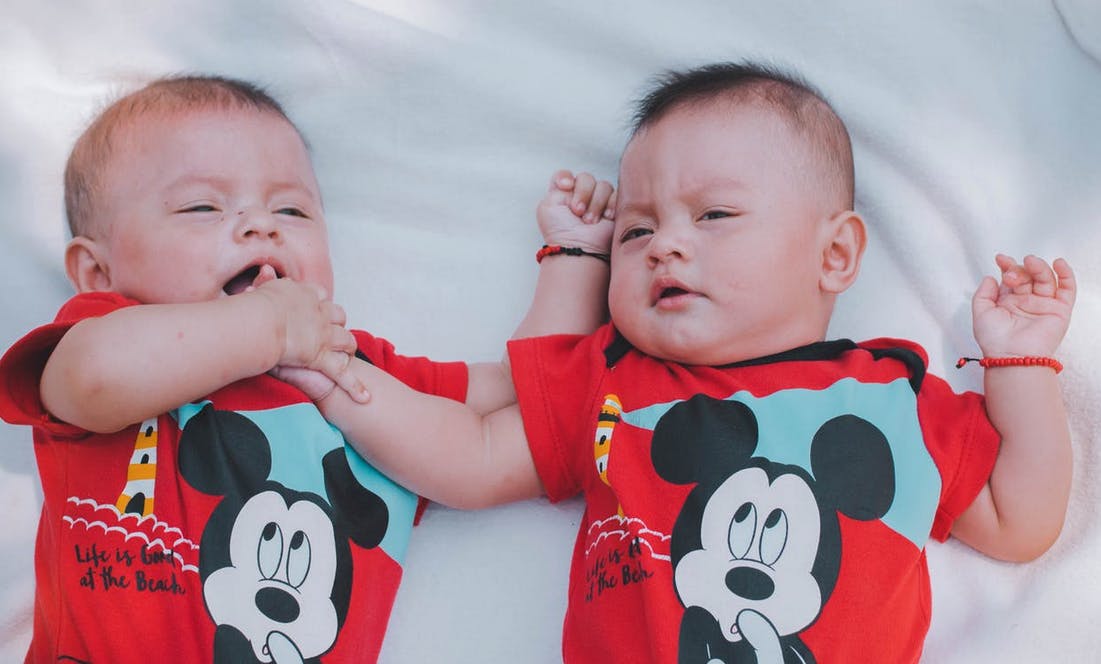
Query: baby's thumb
971 276 999 316
250 263 280 289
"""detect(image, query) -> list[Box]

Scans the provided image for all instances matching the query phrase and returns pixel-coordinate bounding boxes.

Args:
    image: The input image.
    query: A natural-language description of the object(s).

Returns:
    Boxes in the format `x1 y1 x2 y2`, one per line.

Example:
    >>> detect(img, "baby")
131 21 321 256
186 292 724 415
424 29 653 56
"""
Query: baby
0 74 613 663
281 62 1075 663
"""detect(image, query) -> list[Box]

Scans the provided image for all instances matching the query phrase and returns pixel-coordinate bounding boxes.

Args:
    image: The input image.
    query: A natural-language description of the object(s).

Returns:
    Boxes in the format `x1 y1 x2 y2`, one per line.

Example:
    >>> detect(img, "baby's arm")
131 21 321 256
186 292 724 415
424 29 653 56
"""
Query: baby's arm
41 272 364 433
951 255 1076 561
327 356 538 509
279 171 616 505
463 169 614 414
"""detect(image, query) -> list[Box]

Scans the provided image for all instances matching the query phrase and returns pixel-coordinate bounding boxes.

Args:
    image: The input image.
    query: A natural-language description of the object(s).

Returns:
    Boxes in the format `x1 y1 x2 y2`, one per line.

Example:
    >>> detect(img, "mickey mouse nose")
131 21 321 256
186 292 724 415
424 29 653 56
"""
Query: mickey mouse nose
725 566 775 600
256 586 301 623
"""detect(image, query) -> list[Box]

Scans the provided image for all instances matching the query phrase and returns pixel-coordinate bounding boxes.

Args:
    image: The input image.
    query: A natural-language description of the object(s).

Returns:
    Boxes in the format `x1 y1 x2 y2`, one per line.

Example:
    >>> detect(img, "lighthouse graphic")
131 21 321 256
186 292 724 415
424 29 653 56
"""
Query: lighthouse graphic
594 395 624 517
115 417 158 516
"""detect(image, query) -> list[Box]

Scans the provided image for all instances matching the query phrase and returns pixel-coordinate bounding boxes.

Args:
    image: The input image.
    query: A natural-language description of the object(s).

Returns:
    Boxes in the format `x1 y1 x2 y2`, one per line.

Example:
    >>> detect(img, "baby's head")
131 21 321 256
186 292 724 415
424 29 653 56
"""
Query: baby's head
609 61 865 365
63 74 333 304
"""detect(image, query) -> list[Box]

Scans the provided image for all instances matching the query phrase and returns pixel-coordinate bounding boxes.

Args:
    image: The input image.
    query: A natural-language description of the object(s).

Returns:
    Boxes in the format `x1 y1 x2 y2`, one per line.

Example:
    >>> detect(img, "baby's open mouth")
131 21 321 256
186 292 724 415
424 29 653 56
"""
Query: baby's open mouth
223 264 283 295
651 277 697 306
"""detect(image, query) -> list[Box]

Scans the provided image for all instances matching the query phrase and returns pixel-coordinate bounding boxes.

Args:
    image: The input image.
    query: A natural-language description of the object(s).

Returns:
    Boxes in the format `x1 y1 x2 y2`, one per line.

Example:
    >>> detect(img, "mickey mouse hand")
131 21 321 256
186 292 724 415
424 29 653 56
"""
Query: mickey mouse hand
737 609 784 664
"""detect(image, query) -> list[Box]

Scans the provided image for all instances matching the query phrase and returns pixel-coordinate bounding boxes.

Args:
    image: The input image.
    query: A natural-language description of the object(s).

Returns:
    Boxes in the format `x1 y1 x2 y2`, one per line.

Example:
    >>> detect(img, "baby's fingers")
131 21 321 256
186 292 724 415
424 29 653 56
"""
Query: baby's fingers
569 174 616 223
539 170 575 211
994 254 1031 295
1021 255 1058 298
317 351 370 403
971 275 999 318
244 264 282 294
250 264 280 289
583 180 616 223
1053 258 1077 306
323 300 348 328
271 365 338 402
570 172 597 218
328 324 359 356
549 169 575 193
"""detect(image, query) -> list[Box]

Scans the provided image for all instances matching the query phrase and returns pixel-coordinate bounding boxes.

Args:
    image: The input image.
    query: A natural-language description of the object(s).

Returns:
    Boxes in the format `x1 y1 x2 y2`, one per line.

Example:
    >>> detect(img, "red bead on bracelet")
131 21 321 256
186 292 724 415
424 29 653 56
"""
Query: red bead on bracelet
536 244 610 264
955 356 1063 373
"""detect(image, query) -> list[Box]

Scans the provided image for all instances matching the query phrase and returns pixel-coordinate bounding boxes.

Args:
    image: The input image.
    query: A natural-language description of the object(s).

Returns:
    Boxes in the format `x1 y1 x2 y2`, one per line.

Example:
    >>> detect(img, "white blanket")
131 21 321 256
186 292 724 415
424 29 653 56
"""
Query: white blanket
2 1 1099 661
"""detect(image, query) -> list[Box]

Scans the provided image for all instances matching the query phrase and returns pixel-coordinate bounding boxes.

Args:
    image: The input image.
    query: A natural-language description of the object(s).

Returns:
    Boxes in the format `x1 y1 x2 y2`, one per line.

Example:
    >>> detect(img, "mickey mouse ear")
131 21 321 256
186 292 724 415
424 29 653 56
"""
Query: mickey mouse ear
179 405 272 496
810 415 894 521
322 447 388 550
652 394 759 486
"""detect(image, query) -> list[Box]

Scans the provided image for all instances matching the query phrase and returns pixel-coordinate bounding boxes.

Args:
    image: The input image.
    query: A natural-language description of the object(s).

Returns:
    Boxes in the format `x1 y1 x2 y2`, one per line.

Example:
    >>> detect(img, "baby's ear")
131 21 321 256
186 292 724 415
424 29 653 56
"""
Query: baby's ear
64 236 112 293
819 210 866 294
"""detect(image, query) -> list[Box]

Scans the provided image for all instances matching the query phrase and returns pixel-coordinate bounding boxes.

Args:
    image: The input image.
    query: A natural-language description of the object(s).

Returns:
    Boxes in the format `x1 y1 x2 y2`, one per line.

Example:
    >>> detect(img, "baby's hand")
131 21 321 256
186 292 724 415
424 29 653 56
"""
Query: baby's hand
249 265 368 402
972 254 1076 358
269 365 350 403
537 169 615 254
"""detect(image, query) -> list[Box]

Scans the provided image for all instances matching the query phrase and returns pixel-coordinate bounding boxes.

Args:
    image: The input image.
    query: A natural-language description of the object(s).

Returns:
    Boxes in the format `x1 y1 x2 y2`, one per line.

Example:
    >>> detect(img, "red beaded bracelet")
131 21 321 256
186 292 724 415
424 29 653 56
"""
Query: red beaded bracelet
536 244 610 264
955 356 1063 373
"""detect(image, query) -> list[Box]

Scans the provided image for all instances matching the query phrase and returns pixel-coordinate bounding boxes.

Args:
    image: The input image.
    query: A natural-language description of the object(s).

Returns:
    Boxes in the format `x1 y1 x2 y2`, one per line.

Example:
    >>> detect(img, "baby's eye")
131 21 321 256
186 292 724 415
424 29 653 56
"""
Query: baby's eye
276 207 309 218
620 227 652 242
700 210 734 221
180 204 218 213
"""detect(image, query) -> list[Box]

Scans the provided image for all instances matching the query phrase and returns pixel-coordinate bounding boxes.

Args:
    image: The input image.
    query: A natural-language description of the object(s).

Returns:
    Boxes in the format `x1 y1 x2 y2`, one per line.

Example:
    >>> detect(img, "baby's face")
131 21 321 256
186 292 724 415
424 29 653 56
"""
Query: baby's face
91 107 333 303
609 103 834 365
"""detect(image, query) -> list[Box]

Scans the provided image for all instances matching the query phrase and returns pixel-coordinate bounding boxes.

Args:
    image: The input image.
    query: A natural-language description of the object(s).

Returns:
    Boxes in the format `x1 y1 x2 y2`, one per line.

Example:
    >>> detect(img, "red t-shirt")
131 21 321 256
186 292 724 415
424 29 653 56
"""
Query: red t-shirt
0 292 467 664
508 324 999 664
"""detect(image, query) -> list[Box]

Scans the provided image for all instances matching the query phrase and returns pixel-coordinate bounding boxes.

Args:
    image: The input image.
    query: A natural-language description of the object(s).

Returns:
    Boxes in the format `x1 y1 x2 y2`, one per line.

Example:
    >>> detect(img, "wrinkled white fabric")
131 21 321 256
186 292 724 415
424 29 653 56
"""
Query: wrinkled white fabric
1 2 1098 661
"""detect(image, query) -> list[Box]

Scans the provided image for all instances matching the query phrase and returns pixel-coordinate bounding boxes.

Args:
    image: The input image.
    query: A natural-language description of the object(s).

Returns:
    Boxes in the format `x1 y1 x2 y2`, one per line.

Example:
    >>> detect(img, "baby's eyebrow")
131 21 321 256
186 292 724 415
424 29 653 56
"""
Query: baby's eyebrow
165 174 230 191
615 201 651 218
162 175 320 204
266 180 320 202
681 176 748 197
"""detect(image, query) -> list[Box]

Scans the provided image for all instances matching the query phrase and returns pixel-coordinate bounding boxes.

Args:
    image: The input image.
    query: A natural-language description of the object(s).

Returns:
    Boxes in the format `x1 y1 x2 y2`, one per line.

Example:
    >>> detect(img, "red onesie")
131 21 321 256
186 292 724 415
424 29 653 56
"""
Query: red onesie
508 324 999 663
0 291 467 664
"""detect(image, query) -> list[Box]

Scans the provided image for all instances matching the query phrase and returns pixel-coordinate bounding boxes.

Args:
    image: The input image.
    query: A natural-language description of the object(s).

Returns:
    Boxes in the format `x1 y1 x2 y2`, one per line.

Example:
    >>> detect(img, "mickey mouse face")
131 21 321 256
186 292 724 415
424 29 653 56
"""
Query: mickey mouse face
675 466 823 643
203 490 340 662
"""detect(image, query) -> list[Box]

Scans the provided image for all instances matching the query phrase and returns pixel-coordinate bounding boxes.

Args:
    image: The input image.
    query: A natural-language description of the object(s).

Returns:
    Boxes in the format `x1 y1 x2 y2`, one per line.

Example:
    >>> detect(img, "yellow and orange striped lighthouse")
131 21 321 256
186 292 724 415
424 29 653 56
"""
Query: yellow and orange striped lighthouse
594 395 624 517
115 417 158 516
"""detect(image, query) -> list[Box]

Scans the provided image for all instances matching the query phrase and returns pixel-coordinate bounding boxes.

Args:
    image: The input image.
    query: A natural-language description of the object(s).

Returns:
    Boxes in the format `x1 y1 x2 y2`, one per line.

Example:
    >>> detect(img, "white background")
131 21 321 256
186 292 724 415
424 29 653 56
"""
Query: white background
2 1 1099 661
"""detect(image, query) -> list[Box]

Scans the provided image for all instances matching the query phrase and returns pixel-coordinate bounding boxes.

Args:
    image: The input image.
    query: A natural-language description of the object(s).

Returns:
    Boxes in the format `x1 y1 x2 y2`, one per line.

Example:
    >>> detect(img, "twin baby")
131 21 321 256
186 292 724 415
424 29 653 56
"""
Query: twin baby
0 62 1075 663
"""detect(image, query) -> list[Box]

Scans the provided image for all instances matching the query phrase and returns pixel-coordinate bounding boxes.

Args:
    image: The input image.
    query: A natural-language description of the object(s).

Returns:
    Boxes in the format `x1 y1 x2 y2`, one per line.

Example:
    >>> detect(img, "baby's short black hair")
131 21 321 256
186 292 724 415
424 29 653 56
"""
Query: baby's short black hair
631 61 854 208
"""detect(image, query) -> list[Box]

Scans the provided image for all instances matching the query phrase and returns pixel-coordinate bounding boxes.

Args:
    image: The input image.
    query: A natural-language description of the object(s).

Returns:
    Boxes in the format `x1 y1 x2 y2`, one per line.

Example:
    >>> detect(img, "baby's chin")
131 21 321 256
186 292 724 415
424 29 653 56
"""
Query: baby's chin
622 319 823 366
623 332 731 366
610 308 734 365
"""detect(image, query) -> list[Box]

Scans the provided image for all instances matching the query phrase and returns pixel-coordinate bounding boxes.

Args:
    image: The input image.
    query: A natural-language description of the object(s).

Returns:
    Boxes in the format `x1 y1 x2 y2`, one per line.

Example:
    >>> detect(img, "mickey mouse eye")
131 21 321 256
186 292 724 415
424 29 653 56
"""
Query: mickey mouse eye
759 509 788 567
286 530 312 588
258 522 284 580
728 502 757 559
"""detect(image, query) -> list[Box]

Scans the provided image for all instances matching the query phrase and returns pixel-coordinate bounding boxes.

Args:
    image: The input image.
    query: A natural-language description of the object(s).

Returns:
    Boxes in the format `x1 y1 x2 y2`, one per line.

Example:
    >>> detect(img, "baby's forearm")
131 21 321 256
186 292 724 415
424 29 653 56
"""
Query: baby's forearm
41 294 284 433
465 251 609 416
318 358 541 509
462 248 607 416
977 366 1072 560
512 253 610 340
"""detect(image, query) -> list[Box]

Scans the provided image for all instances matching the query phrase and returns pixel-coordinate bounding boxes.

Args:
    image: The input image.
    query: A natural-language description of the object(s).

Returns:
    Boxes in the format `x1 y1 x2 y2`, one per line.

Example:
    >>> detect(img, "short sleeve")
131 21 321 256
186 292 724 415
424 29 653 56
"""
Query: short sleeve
351 329 468 404
0 292 138 436
918 372 1001 541
507 327 611 503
